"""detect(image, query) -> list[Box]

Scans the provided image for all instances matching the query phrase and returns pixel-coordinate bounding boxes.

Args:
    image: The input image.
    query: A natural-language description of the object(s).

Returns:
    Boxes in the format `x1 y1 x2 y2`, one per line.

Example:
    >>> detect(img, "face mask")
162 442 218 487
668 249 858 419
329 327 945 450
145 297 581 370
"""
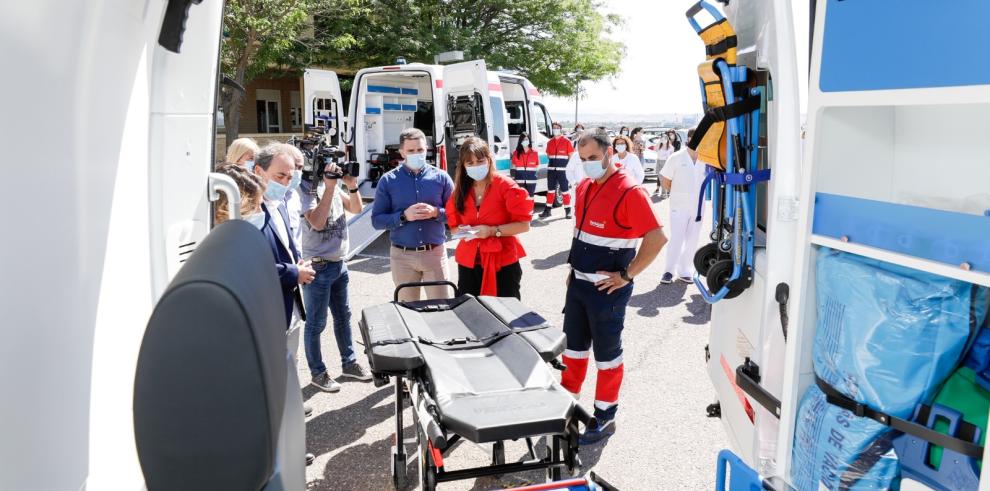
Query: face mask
582 158 606 180
520 139 529 147
405 153 427 171
264 179 290 201
242 212 265 229
244 160 255 173
615 144 627 153
552 128 561 136
465 163 489 181
289 169 302 190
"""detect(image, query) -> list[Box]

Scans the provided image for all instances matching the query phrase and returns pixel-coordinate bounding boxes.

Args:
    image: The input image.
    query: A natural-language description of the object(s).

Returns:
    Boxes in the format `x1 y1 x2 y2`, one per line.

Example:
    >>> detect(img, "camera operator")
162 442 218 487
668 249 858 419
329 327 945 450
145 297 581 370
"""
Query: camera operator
299 160 371 392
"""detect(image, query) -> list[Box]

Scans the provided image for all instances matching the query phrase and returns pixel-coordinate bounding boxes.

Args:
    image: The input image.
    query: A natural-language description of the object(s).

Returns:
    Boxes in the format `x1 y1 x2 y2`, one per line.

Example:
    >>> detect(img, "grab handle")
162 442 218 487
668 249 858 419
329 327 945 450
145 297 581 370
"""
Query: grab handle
208 172 241 220
394 281 458 302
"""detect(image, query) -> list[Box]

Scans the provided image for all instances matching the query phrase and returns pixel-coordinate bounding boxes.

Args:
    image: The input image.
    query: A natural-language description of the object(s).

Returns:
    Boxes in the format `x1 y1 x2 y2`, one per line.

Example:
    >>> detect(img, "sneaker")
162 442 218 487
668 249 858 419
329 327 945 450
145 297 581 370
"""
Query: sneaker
579 417 616 445
539 207 552 219
310 372 342 392
677 276 693 283
660 272 674 284
341 363 373 381
564 208 572 219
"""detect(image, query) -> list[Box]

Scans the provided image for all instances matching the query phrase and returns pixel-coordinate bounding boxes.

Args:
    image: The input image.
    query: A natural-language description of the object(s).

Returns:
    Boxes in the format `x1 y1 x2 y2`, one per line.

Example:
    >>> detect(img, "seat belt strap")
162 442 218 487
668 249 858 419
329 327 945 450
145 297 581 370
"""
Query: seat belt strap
814 375 985 459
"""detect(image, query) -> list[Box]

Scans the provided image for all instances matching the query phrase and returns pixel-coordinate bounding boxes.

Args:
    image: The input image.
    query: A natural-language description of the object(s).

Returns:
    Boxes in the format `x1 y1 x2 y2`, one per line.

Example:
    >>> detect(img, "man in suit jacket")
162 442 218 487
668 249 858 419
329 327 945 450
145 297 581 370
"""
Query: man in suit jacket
253 144 316 328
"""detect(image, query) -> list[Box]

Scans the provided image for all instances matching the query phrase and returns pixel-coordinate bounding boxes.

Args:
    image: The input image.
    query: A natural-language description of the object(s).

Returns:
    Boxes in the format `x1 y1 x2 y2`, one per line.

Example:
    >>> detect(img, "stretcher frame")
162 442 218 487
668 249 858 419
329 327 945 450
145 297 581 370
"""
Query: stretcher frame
362 281 594 490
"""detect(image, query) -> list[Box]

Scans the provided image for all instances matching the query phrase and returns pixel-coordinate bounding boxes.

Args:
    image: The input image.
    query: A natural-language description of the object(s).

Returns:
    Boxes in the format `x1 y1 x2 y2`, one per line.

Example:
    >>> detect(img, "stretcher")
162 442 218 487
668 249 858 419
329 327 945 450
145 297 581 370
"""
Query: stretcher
358 281 595 490
685 1 771 304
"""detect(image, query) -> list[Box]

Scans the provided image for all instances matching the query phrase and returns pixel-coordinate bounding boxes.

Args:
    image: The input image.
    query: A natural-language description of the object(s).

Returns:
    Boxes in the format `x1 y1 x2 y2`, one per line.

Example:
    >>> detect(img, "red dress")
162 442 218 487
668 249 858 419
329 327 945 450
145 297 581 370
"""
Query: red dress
446 173 534 295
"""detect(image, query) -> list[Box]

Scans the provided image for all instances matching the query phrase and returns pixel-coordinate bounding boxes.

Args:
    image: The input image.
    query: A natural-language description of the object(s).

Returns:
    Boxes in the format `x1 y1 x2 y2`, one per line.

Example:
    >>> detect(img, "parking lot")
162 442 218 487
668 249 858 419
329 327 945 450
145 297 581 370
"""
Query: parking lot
299 194 726 490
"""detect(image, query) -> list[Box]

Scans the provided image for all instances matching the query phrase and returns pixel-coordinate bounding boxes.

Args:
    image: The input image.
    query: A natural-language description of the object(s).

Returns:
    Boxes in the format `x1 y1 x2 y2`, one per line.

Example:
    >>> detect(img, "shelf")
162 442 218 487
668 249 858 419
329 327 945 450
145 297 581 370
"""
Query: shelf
813 84 990 108
810 234 990 288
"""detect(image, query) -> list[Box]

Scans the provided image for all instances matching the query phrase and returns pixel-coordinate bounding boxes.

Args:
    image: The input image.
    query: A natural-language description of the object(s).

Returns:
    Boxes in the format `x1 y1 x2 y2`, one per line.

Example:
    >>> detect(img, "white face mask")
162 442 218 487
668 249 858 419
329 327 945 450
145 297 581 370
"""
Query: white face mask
465 163 489 181
582 158 606 180
520 139 529 148
241 212 265 229
405 152 427 171
615 144 627 153
552 128 561 136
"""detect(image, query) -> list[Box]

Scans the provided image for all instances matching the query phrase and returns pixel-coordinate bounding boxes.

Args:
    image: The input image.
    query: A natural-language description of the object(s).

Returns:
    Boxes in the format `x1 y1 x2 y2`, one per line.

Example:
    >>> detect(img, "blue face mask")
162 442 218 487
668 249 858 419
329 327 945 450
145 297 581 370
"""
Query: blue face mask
582 158 606 180
465 163 489 181
289 169 302 190
242 212 266 229
244 159 255 173
264 178 290 201
405 153 427 171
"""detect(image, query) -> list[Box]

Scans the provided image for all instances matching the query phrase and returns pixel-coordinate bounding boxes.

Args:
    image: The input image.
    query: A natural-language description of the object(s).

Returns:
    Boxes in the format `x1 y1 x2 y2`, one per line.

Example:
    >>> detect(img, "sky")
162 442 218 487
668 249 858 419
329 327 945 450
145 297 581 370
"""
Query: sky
543 0 809 123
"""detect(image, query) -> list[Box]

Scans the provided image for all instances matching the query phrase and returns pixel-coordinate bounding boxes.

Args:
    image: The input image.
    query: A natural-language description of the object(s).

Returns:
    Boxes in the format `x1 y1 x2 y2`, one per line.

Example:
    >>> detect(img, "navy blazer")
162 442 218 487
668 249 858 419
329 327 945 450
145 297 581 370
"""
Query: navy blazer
260 202 304 328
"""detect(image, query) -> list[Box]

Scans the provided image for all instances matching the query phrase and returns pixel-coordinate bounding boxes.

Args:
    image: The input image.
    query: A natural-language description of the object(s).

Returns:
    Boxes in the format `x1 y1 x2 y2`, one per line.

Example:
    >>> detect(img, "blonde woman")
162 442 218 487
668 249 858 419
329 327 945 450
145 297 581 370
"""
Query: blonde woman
225 137 260 170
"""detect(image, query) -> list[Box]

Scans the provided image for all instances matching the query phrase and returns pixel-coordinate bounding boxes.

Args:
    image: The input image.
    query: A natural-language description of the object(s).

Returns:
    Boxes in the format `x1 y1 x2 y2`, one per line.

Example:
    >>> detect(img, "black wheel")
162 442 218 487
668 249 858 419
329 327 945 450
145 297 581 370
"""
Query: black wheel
391 446 407 490
418 431 437 491
706 259 748 300
693 243 723 277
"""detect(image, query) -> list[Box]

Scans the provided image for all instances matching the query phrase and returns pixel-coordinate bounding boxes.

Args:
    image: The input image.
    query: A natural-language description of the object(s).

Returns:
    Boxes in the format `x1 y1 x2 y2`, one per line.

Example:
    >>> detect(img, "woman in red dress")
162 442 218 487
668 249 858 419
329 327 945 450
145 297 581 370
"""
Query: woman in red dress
446 137 534 298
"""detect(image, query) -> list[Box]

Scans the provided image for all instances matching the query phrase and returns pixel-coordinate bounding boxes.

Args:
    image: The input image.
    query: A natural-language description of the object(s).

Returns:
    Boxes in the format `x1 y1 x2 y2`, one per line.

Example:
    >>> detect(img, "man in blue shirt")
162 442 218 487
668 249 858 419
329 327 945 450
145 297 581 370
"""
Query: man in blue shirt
372 128 454 301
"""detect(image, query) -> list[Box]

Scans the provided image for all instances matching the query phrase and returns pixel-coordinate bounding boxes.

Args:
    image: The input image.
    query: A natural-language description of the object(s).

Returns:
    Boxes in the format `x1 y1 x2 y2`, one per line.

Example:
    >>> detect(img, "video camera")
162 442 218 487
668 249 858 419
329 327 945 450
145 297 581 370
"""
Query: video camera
289 125 360 193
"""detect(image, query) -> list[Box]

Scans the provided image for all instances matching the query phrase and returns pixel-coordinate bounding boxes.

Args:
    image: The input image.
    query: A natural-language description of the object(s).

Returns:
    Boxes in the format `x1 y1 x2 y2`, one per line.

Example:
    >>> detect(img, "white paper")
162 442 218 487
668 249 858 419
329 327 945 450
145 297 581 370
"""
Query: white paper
450 226 479 241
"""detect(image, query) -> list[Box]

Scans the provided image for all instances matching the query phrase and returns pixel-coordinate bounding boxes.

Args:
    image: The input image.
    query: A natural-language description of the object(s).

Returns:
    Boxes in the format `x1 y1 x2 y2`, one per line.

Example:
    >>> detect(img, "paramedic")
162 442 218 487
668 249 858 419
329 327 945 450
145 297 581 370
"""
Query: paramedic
225 137 259 169
299 154 372 392
446 137 534 298
659 128 706 284
511 132 540 197
563 131 666 444
372 127 454 302
540 122 575 219
610 135 645 184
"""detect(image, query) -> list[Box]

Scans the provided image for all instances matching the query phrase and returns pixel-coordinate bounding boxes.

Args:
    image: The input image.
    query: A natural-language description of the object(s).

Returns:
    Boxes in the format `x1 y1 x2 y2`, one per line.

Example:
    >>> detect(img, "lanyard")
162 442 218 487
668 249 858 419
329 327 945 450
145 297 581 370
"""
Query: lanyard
576 170 621 243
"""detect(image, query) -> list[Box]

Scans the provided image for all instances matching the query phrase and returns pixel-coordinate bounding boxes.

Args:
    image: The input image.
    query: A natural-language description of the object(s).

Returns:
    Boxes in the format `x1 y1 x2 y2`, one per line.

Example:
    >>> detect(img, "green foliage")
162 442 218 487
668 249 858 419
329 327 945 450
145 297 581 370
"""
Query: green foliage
221 0 320 82
310 0 624 96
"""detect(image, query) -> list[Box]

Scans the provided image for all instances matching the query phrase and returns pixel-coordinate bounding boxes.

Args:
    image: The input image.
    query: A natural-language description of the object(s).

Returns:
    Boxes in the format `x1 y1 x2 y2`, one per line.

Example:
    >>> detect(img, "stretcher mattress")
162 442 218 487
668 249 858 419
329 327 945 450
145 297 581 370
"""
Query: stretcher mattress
358 295 573 442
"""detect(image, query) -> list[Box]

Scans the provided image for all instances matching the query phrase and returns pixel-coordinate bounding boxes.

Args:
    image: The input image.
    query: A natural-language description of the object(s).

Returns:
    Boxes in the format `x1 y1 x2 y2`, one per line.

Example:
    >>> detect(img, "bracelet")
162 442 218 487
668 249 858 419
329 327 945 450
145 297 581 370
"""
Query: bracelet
348 188 358 193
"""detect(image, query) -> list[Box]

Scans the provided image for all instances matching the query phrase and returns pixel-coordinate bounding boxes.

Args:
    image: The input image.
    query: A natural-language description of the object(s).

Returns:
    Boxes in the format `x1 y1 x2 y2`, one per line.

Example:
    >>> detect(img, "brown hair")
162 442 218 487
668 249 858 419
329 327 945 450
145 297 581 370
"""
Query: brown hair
214 163 265 224
453 137 495 214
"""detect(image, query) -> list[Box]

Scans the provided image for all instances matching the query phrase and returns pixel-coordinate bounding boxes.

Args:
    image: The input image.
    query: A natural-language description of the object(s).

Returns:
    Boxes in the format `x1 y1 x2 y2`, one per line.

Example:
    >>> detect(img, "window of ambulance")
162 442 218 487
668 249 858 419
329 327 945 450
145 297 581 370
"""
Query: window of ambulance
489 96 507 144
534 101 552 138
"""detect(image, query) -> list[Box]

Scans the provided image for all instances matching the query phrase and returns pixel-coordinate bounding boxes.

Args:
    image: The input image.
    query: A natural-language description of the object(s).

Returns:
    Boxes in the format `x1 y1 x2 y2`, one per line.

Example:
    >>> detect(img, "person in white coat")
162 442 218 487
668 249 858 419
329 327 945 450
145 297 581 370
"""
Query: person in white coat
659 128 707 284
654 129 681 196
610 135 645 184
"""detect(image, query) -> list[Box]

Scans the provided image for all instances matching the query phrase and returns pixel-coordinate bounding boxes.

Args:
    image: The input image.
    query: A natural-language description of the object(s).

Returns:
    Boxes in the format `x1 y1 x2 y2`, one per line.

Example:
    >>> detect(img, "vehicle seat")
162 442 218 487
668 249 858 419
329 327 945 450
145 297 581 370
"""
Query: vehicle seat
133 220 288 490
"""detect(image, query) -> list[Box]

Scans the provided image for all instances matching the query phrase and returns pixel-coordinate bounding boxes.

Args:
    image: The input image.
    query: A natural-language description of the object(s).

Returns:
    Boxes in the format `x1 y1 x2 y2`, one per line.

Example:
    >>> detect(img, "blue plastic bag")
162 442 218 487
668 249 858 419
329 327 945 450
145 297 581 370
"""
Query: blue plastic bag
791 249 979 490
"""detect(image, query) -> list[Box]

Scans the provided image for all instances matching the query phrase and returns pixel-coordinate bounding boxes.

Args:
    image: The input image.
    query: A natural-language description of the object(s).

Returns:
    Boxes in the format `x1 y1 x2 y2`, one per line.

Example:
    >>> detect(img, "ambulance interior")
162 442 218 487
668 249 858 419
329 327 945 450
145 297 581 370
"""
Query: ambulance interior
356 71 437 184
500 78 539 152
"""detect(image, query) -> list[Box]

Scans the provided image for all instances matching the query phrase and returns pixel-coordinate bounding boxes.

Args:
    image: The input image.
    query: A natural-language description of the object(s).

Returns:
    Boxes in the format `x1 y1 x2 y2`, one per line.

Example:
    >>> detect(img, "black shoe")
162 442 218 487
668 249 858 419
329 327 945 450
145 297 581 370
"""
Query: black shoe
660 272 674 284
579 417 616 445
341 363 373 381
310 372 342 392
564 208 572 219
306 452 315 466
552 201 562 209
539 208 552 219
304 404 313 417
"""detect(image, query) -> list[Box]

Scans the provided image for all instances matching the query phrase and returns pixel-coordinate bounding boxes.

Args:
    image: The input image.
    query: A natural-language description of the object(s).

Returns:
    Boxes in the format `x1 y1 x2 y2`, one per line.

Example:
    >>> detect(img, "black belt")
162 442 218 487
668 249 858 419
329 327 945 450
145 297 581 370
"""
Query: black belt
393 243 441 252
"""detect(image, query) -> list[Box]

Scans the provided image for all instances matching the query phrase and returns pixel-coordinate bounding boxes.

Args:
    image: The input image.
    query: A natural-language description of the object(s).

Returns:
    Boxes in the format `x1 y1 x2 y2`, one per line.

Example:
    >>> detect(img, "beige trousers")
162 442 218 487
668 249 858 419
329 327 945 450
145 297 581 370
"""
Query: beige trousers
389 245 452 301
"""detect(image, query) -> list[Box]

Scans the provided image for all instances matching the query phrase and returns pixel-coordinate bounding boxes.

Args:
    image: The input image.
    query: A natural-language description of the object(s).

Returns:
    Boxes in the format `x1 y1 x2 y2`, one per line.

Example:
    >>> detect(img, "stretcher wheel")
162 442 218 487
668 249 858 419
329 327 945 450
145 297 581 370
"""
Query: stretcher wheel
418 430 437 491
694 243 725 277
391 446 408 489
706 259 748 300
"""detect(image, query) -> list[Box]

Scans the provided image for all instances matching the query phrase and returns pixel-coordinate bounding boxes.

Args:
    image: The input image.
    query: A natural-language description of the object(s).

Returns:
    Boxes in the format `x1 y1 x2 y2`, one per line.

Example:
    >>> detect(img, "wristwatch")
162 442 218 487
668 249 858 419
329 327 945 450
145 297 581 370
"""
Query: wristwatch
495 226 502 238
348 188 359 193
619 269 633 283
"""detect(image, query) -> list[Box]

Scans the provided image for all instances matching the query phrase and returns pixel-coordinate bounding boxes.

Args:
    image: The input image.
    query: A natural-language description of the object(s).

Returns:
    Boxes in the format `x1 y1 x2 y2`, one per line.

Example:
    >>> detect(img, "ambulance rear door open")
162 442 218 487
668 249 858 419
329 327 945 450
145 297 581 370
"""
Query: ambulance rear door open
302 68 344 147
442 60 495 179
486 73 512 176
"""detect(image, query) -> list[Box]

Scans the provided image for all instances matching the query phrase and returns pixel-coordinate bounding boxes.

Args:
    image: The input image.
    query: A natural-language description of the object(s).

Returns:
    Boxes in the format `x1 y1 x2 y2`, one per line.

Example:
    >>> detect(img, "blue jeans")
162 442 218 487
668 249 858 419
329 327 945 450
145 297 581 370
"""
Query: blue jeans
302 260 356 376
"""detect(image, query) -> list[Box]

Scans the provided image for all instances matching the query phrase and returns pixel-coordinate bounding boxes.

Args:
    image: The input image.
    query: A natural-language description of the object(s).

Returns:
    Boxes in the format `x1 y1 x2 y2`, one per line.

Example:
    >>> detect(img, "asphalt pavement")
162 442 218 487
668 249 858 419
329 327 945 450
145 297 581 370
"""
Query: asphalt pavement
299 190 726 490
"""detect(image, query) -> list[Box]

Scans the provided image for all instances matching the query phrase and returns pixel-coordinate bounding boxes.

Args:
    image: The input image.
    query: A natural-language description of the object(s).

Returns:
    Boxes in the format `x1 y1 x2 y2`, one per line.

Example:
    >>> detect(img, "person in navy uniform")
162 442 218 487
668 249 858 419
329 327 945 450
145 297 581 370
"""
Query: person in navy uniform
562 130 668 444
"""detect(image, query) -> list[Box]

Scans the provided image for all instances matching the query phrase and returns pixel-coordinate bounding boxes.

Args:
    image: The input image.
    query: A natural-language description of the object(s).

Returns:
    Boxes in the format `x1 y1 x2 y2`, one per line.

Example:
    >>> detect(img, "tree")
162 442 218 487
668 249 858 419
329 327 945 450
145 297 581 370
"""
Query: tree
220 0 320 145
312 0 624 97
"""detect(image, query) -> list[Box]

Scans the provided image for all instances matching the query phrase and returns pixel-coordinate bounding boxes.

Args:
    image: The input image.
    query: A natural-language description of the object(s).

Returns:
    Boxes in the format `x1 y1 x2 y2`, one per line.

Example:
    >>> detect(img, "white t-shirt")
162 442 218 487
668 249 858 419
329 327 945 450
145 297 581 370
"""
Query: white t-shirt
660 149 708 210
657 144 676 161
610 152 644 184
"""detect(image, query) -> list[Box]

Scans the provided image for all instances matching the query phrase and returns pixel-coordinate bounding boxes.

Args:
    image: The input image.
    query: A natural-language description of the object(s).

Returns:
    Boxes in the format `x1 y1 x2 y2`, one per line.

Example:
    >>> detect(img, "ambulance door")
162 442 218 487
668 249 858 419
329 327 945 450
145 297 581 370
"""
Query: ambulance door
529 87 554 192
487 76 512 176
442 60 495 178
302 69 344 147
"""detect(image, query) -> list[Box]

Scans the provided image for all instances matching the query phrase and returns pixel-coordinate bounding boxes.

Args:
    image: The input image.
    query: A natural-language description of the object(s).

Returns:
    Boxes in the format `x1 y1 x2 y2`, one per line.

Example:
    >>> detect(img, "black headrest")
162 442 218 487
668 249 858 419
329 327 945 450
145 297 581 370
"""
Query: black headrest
134 220 287 490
